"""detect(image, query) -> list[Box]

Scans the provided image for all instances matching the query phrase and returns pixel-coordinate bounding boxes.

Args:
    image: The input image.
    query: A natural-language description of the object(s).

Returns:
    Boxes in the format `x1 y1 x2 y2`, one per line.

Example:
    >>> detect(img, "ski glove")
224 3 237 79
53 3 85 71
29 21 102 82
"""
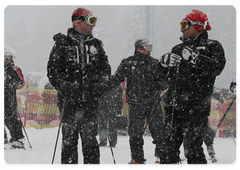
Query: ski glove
160 53 182 67
182 47 199 64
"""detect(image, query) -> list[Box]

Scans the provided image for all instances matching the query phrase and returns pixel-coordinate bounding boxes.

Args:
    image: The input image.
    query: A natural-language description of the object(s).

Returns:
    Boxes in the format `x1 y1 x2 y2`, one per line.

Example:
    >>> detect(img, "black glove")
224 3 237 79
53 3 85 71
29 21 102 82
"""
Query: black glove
160 53 182 67
182 47 199 64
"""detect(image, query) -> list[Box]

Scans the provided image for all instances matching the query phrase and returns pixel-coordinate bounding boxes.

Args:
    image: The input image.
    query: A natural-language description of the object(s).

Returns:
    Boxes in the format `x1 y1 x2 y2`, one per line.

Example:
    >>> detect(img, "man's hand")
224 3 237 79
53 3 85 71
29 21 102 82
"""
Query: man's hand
160 53 182 67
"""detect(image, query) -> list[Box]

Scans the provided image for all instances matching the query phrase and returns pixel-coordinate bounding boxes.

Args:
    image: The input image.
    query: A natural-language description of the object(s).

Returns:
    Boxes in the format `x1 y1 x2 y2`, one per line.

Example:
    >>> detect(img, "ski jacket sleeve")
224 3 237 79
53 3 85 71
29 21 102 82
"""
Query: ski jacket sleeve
13 66 25 89
47 33 68 91
111 58 129 88
196 40 226 77
4 65 25 112
5 65 25 89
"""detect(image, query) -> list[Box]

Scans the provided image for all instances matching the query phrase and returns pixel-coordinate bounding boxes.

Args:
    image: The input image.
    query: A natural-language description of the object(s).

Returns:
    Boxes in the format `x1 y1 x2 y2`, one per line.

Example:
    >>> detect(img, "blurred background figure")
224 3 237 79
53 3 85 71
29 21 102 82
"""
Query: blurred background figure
98 83 123 147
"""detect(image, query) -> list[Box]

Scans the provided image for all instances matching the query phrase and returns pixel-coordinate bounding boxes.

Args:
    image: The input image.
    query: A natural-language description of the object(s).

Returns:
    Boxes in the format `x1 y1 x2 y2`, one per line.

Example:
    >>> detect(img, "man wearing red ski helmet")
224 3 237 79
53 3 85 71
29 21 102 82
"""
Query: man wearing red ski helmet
159 9 226 164
72 7 97 35
48 7 111 164
180 9 211 39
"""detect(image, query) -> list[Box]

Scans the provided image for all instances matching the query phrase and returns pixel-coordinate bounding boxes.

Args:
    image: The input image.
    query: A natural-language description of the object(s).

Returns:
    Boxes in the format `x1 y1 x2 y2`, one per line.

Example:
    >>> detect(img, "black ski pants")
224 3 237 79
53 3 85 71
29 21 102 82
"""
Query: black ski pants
128 102 164 163
160 105 208 164
61 104 99 164
4 108 24 142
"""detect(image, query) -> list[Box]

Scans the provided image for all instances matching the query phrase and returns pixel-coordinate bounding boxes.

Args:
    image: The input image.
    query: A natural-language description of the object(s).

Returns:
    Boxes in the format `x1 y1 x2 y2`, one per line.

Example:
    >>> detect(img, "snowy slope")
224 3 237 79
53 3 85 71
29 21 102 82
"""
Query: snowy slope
4 127 236 165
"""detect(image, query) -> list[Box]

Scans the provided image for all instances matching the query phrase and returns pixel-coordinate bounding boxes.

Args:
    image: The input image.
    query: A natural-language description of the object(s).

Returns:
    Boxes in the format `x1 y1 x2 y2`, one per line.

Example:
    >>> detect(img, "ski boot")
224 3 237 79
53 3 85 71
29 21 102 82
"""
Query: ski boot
11 138 25 149
155 157 161 164
128 159 146 164
207 144 217 163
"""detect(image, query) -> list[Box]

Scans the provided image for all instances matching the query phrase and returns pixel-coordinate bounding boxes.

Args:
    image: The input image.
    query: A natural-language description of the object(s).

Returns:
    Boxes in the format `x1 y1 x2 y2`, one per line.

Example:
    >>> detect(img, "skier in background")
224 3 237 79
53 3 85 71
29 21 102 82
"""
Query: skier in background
230 76 236 94
98 82 123 147
4 48 25 149
111 39 164 164
158 9 226 164
47 7 111 164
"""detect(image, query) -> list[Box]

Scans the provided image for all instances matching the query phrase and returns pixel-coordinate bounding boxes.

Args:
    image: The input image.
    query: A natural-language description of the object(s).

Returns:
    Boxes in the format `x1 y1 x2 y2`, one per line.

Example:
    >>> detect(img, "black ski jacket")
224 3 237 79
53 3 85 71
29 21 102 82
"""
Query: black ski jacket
159 31 226 112
47 28 111 109
4 63 25 116
111 51 160 104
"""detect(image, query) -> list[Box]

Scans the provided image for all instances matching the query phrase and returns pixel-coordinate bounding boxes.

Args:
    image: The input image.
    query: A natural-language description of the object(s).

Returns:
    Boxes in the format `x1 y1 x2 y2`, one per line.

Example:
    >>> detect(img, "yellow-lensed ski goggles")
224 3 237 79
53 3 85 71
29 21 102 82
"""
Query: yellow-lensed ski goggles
180 18 204 31
72 15 97 26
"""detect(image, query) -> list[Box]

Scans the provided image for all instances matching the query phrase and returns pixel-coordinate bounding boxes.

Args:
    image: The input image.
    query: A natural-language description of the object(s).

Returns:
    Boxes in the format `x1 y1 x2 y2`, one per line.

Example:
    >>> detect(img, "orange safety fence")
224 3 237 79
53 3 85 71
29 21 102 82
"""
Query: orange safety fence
209 99 236 137
16 86 236 138
17 86 60 128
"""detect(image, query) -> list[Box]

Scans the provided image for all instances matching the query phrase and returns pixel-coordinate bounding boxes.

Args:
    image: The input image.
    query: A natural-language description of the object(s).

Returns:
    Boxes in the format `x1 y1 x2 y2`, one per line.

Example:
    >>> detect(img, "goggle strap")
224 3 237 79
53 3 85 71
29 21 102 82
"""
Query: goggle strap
72 16 96 26
72 16 85 21
187 18 204 28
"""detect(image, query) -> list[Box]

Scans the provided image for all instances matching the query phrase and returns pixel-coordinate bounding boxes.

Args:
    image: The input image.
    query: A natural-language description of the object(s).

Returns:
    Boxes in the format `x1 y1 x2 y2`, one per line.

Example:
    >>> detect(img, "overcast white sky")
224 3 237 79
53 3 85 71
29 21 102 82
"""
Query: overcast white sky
2 2 239 89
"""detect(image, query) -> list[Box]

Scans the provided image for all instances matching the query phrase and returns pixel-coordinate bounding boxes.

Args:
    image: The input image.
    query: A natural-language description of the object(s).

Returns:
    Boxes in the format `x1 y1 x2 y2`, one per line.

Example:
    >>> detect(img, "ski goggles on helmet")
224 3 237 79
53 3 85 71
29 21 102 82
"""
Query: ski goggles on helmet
4 54 12 60
72 15 97 26
142 44 153 53
180 18 204 31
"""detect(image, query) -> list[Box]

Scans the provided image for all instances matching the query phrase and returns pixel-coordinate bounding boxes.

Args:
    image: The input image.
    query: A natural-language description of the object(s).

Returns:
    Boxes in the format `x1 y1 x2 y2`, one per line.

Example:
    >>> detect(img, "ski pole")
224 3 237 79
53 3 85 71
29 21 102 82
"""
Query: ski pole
51 97 66 164
107 136 116 164
99 96 117 164
217 100 236 145
17 111 32 149
215 96 236 131
143 67 171 134
143 90 161 134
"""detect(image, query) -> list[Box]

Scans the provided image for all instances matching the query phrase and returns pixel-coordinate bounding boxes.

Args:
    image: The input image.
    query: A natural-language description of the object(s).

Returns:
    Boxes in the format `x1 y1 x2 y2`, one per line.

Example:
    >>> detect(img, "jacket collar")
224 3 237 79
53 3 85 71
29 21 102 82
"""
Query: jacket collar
67 28 93 43
134 51 151 64
180 30 208 45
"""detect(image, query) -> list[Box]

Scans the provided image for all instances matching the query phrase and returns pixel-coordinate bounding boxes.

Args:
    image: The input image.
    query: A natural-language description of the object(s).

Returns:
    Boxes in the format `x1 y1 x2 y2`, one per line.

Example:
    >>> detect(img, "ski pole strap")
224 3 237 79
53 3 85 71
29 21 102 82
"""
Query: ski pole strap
216 96 236 130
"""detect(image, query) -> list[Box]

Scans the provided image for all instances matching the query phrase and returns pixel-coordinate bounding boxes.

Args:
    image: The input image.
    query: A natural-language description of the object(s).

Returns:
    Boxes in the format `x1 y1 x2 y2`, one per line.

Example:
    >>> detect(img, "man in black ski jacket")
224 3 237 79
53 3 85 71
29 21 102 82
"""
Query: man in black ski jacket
4 51 25 149
158 9 226 164
47 7 111 164
111 39 164 164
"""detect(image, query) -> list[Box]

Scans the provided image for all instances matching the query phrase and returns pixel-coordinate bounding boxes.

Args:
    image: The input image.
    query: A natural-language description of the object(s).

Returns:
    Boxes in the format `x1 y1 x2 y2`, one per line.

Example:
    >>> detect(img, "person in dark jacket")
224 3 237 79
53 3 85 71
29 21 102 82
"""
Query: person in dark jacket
158 9 226 164
98 82 123 147
47 7 111 164
111 39 164 164
4 52 25 149
230 76 236 94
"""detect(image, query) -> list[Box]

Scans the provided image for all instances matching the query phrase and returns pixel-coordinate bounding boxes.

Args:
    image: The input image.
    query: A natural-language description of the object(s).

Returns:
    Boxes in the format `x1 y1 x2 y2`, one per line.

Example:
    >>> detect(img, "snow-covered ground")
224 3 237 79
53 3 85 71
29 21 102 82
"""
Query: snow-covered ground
3 127 236 166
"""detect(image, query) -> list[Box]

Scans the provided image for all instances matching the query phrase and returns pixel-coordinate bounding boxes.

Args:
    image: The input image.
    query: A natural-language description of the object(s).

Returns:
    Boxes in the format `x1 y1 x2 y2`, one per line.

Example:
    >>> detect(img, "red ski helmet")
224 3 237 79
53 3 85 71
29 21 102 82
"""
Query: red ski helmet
72 8 92 27
182 9 211 32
